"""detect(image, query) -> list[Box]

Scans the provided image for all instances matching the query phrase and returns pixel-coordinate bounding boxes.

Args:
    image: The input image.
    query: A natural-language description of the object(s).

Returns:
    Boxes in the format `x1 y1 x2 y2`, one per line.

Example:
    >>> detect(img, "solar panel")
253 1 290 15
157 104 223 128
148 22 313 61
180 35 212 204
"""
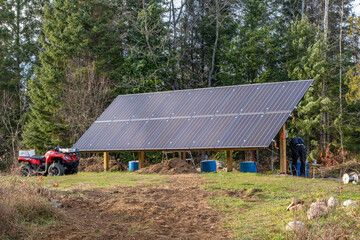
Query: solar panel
191 115 235 149
195 87 233 116
242 113 289 147
167 117 210 149
73 80 313 151
144 118 188 150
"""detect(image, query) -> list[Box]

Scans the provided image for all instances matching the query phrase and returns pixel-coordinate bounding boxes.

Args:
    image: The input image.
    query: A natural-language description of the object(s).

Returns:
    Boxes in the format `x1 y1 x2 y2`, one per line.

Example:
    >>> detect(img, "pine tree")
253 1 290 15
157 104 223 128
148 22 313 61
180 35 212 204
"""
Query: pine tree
23 0 123 151
120 0 168 92
0 0 45 164
220 0 282 85
341 16 360 152
286 18 340 160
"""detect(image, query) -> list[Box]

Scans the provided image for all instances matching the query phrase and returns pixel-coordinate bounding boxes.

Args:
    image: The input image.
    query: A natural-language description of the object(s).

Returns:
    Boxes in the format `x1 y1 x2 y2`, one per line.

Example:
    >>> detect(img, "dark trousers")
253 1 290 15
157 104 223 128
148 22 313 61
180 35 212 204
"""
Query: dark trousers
291 145 307 176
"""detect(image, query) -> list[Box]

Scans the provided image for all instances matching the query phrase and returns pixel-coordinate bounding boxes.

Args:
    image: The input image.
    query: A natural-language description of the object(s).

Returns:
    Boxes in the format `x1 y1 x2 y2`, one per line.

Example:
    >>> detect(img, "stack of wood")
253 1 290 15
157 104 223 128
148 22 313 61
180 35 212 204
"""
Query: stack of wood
316 159 360 178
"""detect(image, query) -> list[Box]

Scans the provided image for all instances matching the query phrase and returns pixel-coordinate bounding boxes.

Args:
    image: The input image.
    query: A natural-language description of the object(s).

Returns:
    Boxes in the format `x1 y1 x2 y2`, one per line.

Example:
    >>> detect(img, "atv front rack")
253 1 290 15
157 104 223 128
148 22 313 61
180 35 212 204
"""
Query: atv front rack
59 148 79 153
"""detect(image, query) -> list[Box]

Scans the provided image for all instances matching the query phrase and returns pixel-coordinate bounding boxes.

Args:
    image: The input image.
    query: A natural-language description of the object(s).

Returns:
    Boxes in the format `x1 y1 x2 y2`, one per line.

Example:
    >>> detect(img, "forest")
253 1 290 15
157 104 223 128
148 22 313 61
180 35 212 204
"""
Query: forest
1 0 360 169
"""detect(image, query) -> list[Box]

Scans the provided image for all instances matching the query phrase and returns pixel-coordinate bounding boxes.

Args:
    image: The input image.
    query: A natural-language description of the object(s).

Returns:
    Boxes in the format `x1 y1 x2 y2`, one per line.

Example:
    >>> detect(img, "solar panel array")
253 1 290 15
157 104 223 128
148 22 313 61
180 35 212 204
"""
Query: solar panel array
73 80 313 152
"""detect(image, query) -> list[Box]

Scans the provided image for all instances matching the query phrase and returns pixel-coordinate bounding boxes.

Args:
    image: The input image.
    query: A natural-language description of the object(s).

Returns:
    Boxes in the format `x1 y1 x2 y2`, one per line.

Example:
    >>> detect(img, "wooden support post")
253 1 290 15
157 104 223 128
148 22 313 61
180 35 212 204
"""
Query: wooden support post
104 152 109 172
226 150 233 172
139 151 144 169
181 152 186 161
280 123 287 174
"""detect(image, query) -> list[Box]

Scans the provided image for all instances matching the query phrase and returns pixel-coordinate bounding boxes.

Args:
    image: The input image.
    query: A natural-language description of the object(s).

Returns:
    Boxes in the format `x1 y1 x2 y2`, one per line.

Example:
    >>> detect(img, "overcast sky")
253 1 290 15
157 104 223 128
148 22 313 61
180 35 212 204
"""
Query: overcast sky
354 0 360 15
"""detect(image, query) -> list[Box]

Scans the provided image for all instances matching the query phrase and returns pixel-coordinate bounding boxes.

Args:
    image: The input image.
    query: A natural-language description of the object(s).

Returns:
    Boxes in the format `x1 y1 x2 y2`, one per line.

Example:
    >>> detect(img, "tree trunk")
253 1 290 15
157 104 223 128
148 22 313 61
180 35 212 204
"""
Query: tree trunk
208 0 219 87
301 0 305 19
339 0 344 116
324 0 329 39
321 0 329 151
339 0 345 162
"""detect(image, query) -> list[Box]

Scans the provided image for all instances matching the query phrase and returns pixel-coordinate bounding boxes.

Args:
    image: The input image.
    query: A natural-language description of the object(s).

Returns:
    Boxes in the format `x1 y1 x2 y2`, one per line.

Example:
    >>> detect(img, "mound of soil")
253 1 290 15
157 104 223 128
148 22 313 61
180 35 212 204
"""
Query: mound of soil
78 157 126 172
138 158 198 174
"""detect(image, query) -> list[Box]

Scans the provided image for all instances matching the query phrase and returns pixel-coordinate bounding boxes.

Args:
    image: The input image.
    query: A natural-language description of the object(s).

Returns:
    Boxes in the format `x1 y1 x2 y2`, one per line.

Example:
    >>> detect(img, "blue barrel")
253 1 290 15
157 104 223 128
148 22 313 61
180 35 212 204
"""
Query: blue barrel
200 160 217 172
240 162 257 173
290 162 309 176
129 161 139 172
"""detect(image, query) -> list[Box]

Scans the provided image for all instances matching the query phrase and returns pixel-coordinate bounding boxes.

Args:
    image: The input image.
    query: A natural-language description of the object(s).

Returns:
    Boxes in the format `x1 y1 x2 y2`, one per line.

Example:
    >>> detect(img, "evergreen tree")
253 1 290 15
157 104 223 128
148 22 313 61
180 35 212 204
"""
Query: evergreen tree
23 0 123 151
176 0 237 88
3 0 357 158
285 18 358 160
0 0 45 165
220 0 282 85
341 16 360 152
121 0 169 93
289 37 334 161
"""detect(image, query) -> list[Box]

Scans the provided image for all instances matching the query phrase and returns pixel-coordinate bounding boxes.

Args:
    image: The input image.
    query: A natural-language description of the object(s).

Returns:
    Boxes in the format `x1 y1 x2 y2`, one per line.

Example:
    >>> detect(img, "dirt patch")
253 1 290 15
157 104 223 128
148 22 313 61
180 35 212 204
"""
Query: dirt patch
138 158 198 175
79 157 126 172
247 188 263 196
40 174 230 239
227 188 263 200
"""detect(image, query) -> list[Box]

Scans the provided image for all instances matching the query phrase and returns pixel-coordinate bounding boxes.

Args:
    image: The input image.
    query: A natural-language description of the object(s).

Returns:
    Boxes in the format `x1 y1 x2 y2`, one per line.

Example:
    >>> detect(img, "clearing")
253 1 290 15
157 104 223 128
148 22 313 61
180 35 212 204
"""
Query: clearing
39 173 228 240
1 172 360 239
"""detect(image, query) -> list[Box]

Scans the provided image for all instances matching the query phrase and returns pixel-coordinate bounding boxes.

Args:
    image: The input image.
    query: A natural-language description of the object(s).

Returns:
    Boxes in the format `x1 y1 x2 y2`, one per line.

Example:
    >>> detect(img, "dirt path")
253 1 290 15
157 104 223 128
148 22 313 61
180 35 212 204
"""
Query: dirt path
41 174 231 240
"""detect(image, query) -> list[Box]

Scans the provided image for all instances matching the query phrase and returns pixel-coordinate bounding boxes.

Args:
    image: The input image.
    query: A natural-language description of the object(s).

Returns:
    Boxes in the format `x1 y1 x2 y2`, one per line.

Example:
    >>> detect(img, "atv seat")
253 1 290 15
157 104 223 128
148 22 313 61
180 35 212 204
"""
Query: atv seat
31 155 44 160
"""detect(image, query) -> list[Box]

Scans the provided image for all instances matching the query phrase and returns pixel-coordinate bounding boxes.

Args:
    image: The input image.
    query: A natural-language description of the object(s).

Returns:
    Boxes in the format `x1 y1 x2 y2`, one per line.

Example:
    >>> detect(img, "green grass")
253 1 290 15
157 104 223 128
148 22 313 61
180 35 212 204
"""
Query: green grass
201 172 360 239
1 172 169 191
2 171 359 239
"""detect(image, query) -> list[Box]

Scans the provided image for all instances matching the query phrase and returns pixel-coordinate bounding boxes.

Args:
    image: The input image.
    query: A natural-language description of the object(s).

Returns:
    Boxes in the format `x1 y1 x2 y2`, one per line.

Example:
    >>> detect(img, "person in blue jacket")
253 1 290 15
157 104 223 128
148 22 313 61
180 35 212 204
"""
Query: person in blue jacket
289 137 307 176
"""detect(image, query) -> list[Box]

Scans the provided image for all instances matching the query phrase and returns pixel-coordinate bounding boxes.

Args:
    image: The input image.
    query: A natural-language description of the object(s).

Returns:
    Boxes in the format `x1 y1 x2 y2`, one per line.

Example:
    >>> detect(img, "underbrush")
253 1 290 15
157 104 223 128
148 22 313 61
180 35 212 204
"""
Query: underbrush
0 155 13 172
0 177 62 239
316 159 360 179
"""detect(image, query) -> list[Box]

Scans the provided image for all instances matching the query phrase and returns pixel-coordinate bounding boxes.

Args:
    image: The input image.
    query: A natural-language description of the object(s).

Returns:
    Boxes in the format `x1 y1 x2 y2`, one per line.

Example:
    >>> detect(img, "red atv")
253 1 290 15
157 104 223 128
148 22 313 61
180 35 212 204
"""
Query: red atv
18 147 80 177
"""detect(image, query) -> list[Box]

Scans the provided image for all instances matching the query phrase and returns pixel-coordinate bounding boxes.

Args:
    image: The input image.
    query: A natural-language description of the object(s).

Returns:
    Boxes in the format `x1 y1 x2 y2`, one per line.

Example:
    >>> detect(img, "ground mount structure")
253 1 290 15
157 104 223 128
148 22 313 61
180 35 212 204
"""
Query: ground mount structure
74 80 313 172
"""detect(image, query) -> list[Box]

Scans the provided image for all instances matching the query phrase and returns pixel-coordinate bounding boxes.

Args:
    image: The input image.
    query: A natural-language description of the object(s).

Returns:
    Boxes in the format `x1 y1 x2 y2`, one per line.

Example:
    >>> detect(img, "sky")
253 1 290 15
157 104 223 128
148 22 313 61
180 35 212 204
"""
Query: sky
354 0 360 16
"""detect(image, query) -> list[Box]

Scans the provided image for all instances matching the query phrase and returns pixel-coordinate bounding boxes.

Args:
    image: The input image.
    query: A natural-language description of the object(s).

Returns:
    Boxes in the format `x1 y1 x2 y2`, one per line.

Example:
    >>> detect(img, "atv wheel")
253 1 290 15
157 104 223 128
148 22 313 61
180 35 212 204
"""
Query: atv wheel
66 166 78 175
48 163 65 176
19 164 32 177
72 166 78 174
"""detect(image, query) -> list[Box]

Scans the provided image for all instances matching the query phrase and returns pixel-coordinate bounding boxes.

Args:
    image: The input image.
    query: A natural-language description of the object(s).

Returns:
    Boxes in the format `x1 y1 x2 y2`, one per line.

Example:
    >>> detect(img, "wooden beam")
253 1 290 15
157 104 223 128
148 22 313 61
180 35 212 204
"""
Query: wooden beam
104 152 109 172
226 150 233 172
181 152 186 161
280 123 287 174
139 151 144 169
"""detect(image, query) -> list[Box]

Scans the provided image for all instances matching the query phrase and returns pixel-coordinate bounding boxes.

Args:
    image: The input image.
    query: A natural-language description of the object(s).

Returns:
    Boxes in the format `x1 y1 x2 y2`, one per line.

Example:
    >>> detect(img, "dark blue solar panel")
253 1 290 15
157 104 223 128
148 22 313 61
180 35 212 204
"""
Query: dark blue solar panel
73 80 313 151
243 113 289 147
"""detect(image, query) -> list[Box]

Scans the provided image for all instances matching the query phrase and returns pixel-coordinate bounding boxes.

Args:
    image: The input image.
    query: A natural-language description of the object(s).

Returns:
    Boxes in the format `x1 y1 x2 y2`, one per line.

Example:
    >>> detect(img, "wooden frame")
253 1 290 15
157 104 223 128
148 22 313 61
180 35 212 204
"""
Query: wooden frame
279 123 287 174
226 150 233 172
104 152 109 171
139 151 144 169
97 147 264 172
181 152 186 161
